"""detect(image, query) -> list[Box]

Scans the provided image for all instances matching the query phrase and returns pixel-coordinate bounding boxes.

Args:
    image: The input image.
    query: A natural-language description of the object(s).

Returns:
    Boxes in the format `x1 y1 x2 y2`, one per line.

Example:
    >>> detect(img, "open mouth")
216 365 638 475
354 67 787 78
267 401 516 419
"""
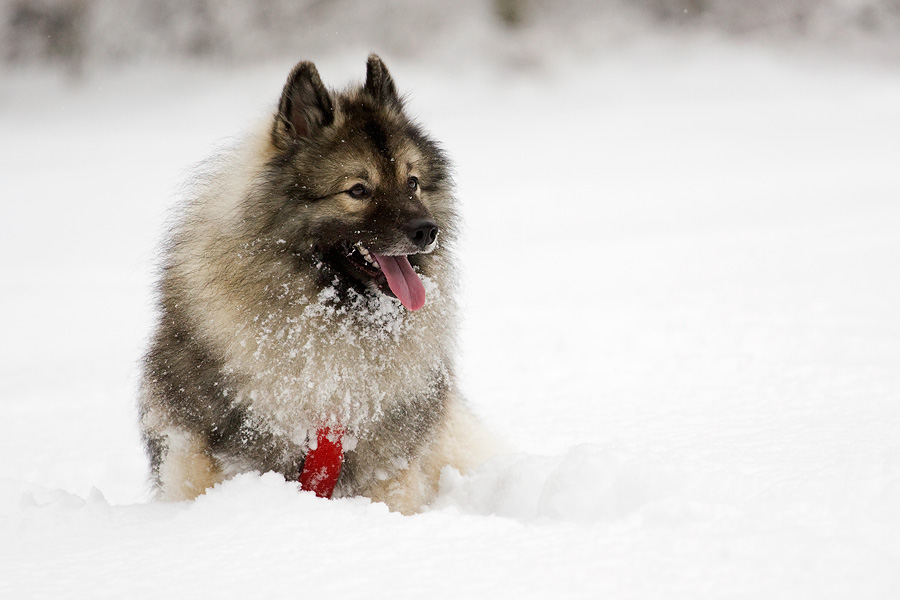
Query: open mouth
344 242 426 311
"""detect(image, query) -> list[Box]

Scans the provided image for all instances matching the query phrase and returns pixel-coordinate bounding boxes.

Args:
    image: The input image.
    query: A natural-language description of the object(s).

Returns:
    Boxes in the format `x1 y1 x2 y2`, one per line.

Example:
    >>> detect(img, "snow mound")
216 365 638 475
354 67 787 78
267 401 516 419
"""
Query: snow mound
434 445 687 523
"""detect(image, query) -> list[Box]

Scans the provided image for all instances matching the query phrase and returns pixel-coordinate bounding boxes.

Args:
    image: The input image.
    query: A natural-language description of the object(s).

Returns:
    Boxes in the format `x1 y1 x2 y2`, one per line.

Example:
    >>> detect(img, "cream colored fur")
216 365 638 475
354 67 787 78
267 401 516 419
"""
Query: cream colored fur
142 119 492 512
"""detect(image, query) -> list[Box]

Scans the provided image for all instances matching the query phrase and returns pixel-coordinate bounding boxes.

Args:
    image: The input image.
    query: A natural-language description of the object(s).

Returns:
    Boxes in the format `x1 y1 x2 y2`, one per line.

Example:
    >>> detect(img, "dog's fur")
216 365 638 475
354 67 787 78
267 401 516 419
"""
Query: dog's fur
139 55 490 513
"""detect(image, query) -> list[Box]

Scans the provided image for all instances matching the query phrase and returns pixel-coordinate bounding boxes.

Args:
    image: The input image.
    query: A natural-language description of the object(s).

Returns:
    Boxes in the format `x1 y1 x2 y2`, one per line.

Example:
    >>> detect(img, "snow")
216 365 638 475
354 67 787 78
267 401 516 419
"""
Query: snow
2 41 900 598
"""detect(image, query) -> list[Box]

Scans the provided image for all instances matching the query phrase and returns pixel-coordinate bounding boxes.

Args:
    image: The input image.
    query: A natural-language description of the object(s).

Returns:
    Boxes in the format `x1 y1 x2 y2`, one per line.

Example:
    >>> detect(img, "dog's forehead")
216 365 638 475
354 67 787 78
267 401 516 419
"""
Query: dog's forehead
333 115 422 180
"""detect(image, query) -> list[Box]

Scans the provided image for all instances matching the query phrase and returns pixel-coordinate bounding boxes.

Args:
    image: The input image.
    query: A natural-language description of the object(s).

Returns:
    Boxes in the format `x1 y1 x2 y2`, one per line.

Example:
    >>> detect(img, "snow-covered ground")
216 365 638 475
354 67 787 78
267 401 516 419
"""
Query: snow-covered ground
2 41 899 598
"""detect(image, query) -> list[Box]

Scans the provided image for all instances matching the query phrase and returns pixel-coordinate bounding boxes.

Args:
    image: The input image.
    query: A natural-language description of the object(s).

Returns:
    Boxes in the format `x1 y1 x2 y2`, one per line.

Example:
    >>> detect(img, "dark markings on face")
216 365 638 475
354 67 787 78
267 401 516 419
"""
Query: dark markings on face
362 118 391 163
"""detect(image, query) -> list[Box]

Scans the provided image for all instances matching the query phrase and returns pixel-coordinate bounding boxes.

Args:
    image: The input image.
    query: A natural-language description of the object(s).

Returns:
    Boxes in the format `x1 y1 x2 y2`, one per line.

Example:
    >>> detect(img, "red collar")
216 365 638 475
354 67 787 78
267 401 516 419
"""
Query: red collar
299 426 344 498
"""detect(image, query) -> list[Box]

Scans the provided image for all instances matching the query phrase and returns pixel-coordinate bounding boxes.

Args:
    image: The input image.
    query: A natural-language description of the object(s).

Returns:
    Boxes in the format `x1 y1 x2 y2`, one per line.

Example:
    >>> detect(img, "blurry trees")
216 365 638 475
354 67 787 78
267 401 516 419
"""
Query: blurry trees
4 0 86 72
3 0 900 73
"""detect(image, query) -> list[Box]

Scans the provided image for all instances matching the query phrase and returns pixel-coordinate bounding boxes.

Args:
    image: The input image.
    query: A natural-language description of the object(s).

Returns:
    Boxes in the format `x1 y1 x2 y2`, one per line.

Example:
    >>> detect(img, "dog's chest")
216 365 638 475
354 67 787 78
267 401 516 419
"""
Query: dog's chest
223 288 450 437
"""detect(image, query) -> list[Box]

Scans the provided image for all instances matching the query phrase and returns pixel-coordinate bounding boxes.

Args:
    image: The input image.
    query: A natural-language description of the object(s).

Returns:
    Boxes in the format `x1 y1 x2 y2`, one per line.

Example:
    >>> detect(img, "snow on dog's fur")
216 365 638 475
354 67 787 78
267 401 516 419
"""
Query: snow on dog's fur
139 55 491 513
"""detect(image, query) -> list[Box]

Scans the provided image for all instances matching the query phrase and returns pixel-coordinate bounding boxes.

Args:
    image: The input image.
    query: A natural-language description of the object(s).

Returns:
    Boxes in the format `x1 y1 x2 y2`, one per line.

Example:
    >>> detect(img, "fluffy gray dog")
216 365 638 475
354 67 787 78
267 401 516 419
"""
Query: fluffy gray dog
139 55 490 513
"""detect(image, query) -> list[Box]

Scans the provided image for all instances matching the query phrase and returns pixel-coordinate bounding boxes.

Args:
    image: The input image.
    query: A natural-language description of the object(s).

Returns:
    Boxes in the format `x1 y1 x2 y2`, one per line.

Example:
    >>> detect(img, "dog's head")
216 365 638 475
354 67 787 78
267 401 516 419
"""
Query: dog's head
262 55 455 311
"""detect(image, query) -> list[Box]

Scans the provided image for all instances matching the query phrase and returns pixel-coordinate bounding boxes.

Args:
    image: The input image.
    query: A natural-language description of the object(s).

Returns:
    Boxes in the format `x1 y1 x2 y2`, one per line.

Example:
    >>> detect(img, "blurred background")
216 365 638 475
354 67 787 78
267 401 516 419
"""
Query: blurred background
2 3 900 597
3 0 900 74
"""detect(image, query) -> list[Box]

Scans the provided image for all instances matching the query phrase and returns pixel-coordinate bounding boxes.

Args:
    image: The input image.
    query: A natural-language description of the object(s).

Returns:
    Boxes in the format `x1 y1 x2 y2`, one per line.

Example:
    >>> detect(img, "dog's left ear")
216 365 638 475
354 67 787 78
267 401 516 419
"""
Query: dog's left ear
365 54 402 109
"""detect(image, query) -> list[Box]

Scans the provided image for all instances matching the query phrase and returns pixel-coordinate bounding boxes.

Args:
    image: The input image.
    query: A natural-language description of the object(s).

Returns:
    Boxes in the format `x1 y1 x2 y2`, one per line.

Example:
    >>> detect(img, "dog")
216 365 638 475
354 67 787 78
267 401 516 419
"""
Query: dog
139 55 491 514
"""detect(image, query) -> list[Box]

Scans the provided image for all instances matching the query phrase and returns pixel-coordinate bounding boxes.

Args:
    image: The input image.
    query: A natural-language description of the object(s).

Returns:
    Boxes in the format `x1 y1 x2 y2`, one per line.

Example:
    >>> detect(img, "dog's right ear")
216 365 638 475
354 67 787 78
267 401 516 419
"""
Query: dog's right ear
272 61 334 148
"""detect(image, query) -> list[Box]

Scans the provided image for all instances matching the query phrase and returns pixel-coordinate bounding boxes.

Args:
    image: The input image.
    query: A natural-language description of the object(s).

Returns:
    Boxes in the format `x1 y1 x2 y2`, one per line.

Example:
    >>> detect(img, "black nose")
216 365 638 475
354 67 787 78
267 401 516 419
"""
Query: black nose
405 219 439 249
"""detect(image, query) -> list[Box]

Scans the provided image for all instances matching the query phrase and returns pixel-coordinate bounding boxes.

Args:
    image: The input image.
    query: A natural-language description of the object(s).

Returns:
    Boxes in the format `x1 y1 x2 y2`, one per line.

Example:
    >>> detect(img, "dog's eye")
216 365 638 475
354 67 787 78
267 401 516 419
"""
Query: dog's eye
407 176 419 192
348 184 370 199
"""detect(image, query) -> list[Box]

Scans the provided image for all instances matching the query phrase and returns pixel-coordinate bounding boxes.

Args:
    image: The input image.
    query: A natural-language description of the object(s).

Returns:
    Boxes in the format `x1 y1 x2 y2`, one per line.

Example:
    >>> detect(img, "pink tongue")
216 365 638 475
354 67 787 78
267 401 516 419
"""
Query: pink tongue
372 253 426 311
